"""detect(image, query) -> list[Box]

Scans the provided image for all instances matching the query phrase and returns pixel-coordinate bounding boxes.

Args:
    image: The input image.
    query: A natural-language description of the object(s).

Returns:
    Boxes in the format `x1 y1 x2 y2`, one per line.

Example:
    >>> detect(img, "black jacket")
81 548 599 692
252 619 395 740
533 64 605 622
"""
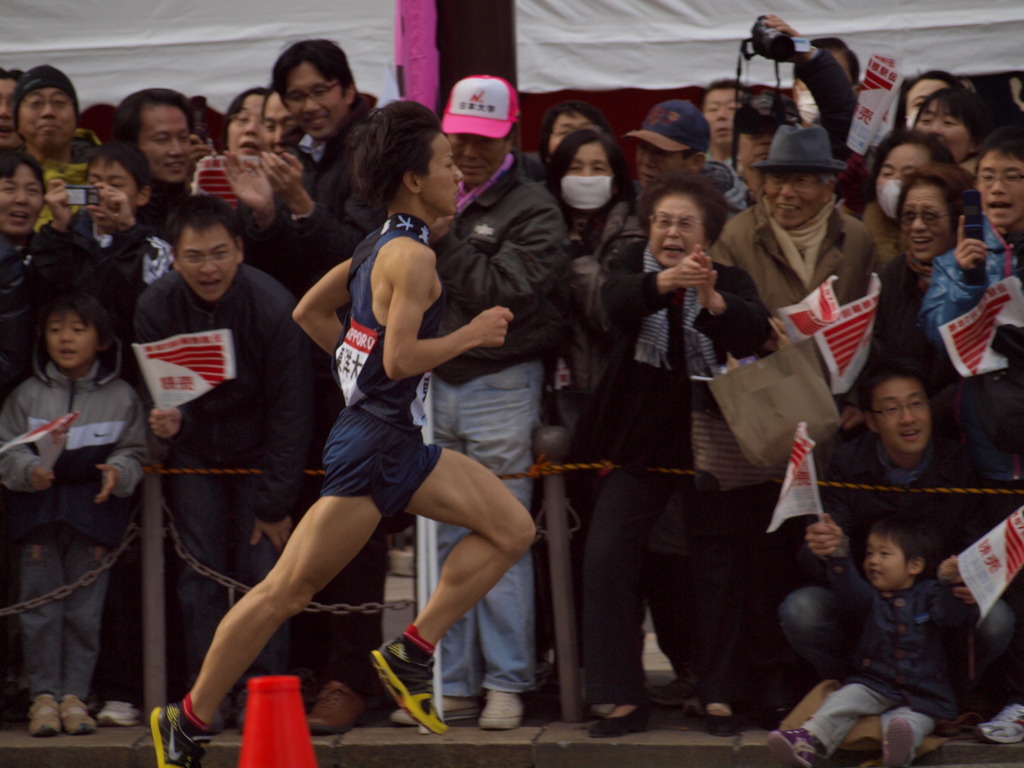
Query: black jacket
134 265 313 521
801 431 978 582
433 159 570 384
829 560 972 721
0 235 30 393
28 211 173 384
572 239 770 472
241 96 383 298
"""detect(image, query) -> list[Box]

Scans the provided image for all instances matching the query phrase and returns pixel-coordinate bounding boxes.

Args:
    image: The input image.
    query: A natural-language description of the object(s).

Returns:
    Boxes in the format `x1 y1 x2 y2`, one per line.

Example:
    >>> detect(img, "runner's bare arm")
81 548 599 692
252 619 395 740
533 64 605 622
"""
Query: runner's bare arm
293 259 353 354
382 239 511 380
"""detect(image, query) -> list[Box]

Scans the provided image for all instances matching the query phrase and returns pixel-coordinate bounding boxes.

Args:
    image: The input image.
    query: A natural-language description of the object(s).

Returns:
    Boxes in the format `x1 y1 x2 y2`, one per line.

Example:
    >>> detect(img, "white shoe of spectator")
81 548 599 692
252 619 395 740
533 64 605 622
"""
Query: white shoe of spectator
976 702 1024 744
390 695 479 725
97 700 141 727
388 546 415 577
479 690 523 730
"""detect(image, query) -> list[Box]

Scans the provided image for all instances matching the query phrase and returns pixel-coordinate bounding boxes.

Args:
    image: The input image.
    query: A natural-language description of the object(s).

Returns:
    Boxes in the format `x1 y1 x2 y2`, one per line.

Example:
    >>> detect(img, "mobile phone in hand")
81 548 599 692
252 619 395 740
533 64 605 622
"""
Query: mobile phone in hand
963 189 984 241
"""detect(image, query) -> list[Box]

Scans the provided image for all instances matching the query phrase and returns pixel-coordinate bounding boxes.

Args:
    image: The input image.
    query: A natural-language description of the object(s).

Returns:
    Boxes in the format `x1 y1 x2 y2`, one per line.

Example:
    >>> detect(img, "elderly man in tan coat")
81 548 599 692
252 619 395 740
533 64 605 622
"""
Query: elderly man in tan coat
712 125 877 314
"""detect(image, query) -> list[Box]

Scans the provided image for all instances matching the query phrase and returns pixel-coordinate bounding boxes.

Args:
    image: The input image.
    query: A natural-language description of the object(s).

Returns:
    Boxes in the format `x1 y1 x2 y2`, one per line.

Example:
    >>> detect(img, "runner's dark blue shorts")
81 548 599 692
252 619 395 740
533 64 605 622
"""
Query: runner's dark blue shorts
320 407 441 517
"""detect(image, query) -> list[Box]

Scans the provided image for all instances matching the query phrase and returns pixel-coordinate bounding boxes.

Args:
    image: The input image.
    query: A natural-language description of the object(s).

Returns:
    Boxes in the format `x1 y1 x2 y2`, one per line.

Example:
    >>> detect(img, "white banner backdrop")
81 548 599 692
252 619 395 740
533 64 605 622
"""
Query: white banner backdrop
516 0 1024 92
5 2 1023 110
1 0 395 111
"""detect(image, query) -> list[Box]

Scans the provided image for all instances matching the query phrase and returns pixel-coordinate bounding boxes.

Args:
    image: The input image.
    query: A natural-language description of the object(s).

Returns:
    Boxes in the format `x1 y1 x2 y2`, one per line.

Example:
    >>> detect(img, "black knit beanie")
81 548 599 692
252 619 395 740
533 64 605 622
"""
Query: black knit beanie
13 65 79 129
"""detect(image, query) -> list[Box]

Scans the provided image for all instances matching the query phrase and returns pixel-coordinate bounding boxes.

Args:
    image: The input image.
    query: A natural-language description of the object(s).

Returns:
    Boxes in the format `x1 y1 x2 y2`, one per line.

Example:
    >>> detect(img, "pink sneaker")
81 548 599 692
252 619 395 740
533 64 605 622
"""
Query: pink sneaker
883 717 915 767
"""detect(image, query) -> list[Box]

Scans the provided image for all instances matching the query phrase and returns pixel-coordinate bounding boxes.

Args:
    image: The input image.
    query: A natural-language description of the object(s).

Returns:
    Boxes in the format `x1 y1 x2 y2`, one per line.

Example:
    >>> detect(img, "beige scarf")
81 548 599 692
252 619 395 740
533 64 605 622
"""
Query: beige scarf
762 196 833 291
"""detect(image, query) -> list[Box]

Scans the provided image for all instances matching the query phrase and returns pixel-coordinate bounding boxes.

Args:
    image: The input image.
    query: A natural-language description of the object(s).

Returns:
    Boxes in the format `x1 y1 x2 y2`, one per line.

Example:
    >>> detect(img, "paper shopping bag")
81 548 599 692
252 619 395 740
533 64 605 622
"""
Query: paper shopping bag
708 339 839 467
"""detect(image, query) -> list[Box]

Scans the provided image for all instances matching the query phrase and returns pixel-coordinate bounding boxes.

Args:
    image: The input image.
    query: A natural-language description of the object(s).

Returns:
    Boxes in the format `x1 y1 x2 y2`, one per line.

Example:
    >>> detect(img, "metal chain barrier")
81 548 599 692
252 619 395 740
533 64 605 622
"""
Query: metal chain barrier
162 502 415 615
7 461 1020 617
0 515 140 617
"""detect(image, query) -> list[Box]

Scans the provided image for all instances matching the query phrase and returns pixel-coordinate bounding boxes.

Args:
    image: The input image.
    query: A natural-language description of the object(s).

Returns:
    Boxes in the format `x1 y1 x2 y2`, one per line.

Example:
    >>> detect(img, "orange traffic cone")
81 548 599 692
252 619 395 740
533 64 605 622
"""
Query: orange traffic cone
239 676 317 768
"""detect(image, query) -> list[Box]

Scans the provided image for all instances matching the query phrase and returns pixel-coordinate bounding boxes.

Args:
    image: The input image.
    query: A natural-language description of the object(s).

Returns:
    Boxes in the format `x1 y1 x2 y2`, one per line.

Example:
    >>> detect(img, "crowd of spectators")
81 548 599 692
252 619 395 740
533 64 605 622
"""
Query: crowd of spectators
2 14 1024 767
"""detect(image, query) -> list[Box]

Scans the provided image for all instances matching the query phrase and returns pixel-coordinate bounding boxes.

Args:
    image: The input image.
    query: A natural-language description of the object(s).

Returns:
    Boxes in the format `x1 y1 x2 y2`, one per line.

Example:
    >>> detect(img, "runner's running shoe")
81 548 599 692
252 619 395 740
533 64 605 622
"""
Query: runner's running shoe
371 636 447 734
151 702 210 768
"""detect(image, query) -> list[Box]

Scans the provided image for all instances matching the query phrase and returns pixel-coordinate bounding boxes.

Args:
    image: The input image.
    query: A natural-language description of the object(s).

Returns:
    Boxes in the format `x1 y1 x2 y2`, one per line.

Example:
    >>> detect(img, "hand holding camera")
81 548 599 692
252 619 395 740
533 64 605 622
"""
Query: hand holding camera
44 179 74 232
89 182 136 232
747 14 813 63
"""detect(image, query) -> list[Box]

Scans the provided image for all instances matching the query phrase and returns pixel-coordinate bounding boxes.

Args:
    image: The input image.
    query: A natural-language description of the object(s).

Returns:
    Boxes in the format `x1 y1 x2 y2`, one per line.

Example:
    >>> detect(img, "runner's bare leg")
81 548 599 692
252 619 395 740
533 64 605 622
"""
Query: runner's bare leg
187 447 532 724
187 495 381 724
404 448 535 644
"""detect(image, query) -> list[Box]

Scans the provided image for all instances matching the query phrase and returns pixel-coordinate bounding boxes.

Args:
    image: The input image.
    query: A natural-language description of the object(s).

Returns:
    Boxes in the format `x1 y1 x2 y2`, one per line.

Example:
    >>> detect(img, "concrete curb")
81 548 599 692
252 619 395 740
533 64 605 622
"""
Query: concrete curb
2 721 1022 768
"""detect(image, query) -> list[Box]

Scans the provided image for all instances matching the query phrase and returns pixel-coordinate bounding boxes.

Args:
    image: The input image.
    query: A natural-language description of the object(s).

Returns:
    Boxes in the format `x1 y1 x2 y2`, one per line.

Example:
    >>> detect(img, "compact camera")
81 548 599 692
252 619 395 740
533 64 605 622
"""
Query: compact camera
65 185 100 206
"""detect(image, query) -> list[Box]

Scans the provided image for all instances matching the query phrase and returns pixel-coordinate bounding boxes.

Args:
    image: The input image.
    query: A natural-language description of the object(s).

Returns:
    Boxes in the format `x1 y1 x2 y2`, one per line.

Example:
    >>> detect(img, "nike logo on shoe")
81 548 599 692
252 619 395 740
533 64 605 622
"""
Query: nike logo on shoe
167 729 183 761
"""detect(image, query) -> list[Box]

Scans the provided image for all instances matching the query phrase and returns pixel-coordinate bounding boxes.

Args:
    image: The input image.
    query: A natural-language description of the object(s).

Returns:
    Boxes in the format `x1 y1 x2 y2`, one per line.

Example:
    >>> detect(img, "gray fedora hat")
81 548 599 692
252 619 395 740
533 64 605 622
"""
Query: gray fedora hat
753 124 846 173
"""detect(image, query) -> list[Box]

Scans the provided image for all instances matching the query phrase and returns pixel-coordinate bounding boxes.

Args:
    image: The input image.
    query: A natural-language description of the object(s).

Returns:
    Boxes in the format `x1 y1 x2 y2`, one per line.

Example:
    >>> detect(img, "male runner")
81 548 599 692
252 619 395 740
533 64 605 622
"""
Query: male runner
151 100 535 768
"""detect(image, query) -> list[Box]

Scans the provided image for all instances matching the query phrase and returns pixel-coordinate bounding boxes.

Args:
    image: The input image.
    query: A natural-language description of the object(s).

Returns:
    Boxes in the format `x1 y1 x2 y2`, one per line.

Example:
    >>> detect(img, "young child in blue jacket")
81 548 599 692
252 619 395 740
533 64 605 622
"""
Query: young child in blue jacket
768 513 974 768
0 293 146 736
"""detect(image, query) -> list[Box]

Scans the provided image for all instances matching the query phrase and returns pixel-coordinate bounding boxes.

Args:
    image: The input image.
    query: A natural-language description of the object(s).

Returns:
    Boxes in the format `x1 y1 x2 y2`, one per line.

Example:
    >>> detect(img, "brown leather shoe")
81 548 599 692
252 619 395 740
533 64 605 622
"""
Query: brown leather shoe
308 681 365 734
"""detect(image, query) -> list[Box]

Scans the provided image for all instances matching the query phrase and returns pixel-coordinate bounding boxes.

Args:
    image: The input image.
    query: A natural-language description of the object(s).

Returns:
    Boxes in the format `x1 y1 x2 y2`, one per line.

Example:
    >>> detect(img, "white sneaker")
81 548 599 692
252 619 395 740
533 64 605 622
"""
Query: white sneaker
96 700 141 727
390 695 479 726
479 690 523 730
975 702 1024 744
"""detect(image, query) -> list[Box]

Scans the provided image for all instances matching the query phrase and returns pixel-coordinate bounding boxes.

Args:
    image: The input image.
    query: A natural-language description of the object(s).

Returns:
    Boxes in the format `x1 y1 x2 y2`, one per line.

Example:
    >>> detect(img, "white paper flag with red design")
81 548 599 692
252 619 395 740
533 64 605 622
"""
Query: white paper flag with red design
939 277 1024 377
0 411 79 470
847 55 904 155
777 275 841 341
133 330 236 409
767 422 823 533
815 274 881 394
958 506 1024 622
778 274 881 394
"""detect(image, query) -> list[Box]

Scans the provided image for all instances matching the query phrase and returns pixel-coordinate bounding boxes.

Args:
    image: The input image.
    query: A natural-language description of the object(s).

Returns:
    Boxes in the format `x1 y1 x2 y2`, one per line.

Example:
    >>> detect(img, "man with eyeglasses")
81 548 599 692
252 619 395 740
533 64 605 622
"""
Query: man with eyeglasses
920 126 1024 746
624 99 747 214
13 65 102 230
233 38 381 299
135 195 312 732
712 124 876 316
779 359 1009 703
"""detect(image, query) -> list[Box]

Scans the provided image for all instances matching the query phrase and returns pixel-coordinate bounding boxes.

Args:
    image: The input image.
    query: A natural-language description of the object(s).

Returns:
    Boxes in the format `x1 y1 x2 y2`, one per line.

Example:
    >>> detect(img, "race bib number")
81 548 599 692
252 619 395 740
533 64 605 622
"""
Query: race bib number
337 319 377 406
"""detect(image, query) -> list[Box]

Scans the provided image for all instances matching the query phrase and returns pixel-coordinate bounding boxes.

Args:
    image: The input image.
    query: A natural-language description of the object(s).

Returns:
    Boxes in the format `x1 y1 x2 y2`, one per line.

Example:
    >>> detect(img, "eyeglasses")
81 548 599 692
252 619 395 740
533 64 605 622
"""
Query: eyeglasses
650 214 702 234
764 173 823 194
899 209 949 227
976 170 1024 187
179 252 234 267
283 81 340 108
868 400 929 419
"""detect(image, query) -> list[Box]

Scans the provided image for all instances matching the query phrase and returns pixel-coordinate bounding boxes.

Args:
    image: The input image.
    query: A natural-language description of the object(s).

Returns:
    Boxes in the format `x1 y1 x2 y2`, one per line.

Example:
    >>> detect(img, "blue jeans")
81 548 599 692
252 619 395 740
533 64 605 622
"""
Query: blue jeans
779 585 1014 685
431 361 541 696
20 522 109 699
167 449 289 685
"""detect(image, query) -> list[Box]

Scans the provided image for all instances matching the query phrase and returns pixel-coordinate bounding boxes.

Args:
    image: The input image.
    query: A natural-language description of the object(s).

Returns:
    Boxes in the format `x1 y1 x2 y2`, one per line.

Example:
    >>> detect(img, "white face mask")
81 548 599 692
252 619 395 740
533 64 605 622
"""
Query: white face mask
877 178 903 220
560 175 614 211
795 86 820 127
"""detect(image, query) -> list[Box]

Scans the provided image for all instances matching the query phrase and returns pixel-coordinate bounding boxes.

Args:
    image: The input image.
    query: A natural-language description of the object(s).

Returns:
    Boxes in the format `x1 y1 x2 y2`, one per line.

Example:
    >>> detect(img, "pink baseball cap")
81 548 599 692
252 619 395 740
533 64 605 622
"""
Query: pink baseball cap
442 75 519 138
